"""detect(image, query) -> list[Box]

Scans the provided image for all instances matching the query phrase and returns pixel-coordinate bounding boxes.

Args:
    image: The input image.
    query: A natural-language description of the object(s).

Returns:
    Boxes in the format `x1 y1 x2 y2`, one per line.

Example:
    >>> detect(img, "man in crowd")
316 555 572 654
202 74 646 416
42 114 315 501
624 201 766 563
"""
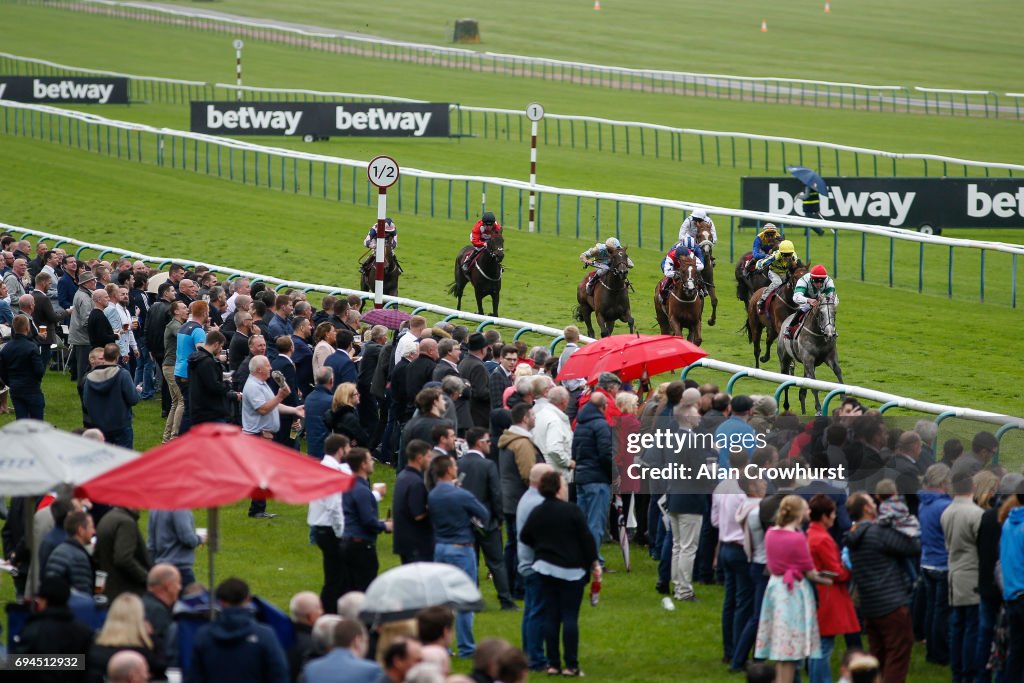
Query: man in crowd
356 324 387 441
498 402 542 602
393 439 433 564
242 355 303 518
189 330 236 427
270 335 300 447
516 463 553 671
489 344 519 411
87 287 118 350
31 272 63 370
307 434 351 615
941 472 984 683
146 282 177 413
428 454 490 657
339 447 392 593
95 505 151 601
142 564 181 663
189 578 289 682
228 310 254 371
303 618 381 683
82 343 139 447
57 255 80 311
573 392 613 567
42 510 95 595
147 507 201 587
950 431 998 480
532 385 574 479
287 591 324 682
379 638 424 683
0 314 46 419
459 332 491 429
460 427 517 610
107 650 150 683
174 300 210 434
304 367 336 459
9 577 94 664
846 491 920 683
3 257 28 311
714 395 756 469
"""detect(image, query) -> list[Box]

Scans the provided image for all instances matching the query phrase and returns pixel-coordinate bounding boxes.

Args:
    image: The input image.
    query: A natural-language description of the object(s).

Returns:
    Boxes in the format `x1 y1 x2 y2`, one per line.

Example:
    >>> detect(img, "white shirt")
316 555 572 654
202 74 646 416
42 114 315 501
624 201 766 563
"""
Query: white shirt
678 215 718 244
393 329 418 366
307 456 352 538
531 398 573 475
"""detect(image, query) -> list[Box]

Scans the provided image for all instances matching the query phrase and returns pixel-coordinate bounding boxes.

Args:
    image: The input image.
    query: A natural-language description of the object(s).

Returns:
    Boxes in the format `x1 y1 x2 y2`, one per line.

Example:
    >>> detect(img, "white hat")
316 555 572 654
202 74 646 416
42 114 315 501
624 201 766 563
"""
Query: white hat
692 209 708 221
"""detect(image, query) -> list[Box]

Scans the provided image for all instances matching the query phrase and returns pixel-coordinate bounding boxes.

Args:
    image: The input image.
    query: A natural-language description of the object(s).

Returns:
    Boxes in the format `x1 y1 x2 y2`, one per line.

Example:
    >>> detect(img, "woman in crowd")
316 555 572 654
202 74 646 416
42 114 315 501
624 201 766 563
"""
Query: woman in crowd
806 494 860 683
312 322 336 376
325 382 371 448
755 494 833 683
611 391 644 546
976 471 1020 683
86 593 165 682
520 471 600 677
730 476 768 672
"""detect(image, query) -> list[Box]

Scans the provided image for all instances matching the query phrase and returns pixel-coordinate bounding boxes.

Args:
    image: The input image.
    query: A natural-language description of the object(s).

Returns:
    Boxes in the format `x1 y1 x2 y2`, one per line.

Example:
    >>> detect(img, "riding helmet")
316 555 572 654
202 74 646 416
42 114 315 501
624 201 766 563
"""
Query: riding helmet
605 237 621 249
810 264 828 279
482 212 496 225
778 240 796 254
692 209 709 222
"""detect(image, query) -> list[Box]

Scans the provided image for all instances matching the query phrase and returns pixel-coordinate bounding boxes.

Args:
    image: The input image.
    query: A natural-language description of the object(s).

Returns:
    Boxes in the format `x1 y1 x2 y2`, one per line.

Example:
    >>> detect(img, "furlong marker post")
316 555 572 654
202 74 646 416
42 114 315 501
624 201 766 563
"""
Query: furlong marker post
233 39 244 102
367 155 400 308
526 103 545 233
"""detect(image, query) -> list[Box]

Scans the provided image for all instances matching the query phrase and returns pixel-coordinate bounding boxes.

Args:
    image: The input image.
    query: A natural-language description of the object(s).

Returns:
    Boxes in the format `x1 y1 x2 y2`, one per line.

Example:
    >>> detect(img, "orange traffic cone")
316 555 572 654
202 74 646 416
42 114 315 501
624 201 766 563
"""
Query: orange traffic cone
594 0 601 10
824 2 831 12
760 19 768 32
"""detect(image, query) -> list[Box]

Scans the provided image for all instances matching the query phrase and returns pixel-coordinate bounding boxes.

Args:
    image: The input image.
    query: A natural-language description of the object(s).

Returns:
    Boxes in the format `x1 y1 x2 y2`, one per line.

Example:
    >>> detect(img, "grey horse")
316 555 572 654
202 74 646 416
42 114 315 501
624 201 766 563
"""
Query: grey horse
777 293 843 414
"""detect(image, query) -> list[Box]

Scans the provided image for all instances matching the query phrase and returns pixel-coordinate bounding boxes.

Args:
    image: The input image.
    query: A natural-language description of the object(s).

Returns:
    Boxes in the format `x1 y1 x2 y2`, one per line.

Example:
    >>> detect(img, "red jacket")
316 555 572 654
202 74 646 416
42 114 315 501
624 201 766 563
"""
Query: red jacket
807 521 860 636
611 414 641 494
573 387 623 428
471 220 502 247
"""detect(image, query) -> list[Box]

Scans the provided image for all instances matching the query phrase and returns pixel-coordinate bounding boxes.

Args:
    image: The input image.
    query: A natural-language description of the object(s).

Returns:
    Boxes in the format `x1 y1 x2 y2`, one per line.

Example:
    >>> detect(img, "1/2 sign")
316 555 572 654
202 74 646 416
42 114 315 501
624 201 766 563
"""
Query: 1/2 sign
367 155 400 188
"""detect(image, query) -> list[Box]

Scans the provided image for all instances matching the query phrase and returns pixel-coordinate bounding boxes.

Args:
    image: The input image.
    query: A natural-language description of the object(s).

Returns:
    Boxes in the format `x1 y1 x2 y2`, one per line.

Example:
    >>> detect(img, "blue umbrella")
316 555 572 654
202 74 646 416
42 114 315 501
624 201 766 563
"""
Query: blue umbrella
787 166 830 195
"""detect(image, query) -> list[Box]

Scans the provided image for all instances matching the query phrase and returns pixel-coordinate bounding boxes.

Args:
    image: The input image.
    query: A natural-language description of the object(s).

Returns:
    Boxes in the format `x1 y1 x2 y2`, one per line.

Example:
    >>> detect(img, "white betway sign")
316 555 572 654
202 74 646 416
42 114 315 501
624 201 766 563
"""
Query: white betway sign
0 76 129 104
191 101 449 138
742 177 1024 229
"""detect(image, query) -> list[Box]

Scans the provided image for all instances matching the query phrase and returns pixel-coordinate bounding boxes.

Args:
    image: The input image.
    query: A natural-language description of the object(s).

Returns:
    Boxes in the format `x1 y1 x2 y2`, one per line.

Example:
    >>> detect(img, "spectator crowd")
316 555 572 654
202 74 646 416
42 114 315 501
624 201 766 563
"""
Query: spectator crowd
2 235 1024 683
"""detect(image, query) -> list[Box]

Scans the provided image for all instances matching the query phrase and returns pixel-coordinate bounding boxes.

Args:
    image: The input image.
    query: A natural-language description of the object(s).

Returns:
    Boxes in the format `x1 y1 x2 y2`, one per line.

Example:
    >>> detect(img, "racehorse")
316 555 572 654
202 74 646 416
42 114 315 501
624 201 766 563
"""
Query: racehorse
575 247 634 338
743 265 806 368
449 232 504 316
697 227 718 327
654 254 703 345
734 234 781 305
359 239 401 297
777 293 843 414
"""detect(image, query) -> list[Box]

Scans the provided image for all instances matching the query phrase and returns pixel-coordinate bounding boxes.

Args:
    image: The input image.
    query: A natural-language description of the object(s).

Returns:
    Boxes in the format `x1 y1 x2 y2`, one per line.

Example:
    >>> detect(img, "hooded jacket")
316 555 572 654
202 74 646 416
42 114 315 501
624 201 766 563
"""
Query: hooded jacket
497 427 542 515
917 489 952 569
82 364 139 435
572 401 613 487
1001 506 1024 602
188 346 233 424
186 606 288 683
0 332 45 394
846 520 921 619
11 606 94 683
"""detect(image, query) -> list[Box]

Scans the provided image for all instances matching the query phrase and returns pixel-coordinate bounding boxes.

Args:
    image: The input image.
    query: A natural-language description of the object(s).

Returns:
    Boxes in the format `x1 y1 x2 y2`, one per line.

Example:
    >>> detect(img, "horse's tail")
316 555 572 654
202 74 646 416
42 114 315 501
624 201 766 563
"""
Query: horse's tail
447 280 458 296
573 304 583 322
742 319 752 342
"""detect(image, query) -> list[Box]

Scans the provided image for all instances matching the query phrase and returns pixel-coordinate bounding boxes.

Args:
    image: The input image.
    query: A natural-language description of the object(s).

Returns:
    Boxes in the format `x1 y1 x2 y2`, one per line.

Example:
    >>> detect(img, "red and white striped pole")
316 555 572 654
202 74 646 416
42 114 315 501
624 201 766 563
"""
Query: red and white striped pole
366 156 400 308
233 39 244 102
526 102 545 233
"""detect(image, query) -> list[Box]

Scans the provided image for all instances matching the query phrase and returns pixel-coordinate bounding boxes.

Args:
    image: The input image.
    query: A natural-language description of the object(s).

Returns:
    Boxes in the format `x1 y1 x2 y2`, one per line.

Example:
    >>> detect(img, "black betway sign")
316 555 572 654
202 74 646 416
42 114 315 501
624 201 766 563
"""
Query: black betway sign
190 101 450 137
0 76 129 104
742 177 1024 229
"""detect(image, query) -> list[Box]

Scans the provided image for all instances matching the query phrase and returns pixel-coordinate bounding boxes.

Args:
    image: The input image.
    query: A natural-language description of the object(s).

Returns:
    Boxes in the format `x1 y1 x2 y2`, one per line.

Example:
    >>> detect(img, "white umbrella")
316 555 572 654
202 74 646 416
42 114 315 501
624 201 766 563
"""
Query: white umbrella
0 420 138 597
0 420 139 496
359 562 485 625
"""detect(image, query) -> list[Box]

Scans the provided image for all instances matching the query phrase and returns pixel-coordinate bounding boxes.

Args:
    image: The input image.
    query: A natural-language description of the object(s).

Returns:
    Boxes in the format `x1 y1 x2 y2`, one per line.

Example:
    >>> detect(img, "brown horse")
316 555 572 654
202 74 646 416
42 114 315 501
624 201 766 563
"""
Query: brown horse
575 247 634 338
449 232 504 316
743 264 806 368
359 240 401 297
654 254 703 345
697 228 718 327
734 235 781 305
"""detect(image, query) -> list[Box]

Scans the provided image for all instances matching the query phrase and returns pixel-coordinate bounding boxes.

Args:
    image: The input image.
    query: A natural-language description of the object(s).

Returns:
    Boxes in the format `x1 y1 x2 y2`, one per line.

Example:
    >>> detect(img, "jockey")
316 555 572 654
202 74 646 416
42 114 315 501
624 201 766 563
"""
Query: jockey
791 264 838 329
363 217 397 250
751 223 781 261
464 211 502 274
580 237 622 295
659 234 705 301
678 208 717 244
755 239 801 313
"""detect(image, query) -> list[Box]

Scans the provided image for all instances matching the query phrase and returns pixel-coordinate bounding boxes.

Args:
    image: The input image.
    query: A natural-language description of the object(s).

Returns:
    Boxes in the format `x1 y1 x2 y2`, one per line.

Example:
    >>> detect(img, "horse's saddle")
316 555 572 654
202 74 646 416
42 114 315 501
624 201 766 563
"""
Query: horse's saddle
783 311 806 341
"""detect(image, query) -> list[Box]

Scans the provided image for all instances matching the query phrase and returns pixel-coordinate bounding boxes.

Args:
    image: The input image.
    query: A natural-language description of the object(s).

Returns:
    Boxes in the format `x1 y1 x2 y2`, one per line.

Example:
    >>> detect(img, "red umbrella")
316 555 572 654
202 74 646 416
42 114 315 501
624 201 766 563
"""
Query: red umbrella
76 422 353 508
76 423 354 605
555 333 661 383
584 335 707 384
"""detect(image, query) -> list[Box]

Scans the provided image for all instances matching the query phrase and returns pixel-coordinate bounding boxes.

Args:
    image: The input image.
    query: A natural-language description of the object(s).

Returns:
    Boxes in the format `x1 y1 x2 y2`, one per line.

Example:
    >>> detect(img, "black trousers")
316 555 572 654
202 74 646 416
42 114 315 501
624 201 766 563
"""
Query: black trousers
340 538 379 594
475 526 514 604
314 527 345 614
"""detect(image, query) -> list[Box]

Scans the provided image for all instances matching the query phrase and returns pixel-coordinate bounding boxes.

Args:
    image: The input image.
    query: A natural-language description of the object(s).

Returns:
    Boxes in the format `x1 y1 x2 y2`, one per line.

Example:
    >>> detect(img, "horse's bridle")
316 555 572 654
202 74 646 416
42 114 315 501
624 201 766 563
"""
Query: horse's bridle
670 265 699 303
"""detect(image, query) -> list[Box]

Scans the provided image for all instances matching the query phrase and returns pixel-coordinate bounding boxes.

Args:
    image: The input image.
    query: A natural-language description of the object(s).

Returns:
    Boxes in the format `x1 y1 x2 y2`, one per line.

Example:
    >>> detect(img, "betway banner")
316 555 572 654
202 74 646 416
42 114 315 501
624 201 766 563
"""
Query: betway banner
190 102 450 137
0 76 129 104
741 177 1024 229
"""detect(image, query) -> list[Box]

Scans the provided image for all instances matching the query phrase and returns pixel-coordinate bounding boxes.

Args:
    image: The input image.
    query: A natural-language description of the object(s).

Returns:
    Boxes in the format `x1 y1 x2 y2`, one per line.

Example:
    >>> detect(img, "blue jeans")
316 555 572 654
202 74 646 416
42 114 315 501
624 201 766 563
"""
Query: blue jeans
12 391 45 420
521 572 547 670
106 425 134 449
975 597 1002 683
808 635 835 683
576 483 610 565
648 498 664 560
658 524 673 587
731 562 769 670
134 339 156 399
950 604 979 682
923 568 950 665
719 543 753 662
435 543 477 657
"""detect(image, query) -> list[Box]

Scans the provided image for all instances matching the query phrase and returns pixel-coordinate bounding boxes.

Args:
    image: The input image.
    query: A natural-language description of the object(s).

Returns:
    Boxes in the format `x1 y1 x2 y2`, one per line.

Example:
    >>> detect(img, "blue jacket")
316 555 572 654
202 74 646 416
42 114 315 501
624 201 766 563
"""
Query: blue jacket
266 314 293 343
428 481 490 545
174 320 206 379
147 509 200 570
572 402 613 486
0 333 45 394
341 477 386 541
303 386 334 458
0 298 13 325
324 350 358 387
918 489 952 569
57 273 78 311
752 234 777 261
303 648 382 683
1001 506 1024 601
81 365 139 435
714 416 757 469
186 607 288 683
